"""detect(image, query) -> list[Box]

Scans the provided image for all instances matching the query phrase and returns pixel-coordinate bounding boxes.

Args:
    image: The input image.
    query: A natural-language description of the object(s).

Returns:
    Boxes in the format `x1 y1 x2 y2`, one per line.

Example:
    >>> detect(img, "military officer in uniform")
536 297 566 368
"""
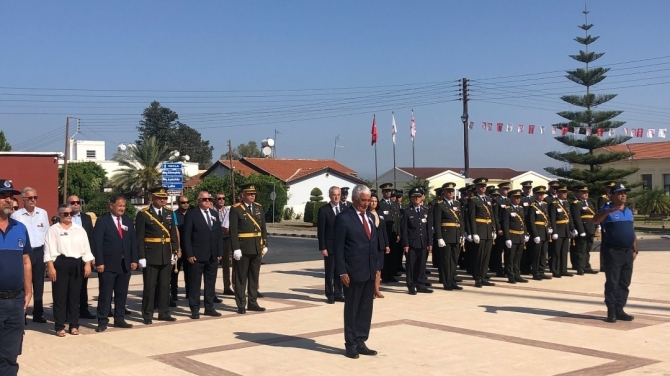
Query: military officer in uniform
429 187 443 272
526 186 552 280
548 185 576 278
570 186 599 275
544 181 560 205
519 181 533 274
468 177 496 287
400 187 433 294
340 187 351 208
457 186 470 272
136 187 179 324
501 189 529 284
433 182 463 290
491 182 511 278
230 184 268 314
378 183 401 283
597 181 615 210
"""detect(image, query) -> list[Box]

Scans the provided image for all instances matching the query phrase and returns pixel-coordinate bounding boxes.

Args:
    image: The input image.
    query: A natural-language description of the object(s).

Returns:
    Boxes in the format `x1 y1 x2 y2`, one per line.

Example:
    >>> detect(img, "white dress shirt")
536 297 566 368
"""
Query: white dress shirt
357 210 373 228
201 208 215 225
331 202 340 215
72 212 82 226
11 207 49 248
44 222 95 263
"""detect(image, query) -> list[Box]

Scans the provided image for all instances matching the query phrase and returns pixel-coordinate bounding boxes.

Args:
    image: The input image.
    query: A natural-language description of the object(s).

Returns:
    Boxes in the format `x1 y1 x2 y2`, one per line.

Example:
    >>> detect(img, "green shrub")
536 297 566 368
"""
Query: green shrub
303 202 315 223
312 202 328 224
283 207 295 220
635 188 670 215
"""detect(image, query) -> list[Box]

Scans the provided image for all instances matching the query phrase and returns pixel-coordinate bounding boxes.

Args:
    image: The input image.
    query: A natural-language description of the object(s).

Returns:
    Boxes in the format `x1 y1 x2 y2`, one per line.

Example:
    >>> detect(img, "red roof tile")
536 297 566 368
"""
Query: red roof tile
603 141 670 160
399 167 523 180
183 172 204 188
217 160 258 177
239 158 358 183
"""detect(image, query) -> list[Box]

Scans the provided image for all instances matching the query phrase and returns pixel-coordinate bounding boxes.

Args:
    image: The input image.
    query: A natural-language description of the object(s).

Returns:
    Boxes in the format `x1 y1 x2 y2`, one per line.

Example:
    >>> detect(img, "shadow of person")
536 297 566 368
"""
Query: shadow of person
479 305 572 317
261 291 323 303
272 269 324 279
233 332 342 355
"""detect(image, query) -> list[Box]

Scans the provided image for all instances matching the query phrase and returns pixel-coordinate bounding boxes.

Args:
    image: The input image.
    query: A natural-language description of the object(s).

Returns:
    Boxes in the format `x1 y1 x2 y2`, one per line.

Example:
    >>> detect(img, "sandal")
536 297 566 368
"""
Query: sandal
69 328 80 335
56 329 66 337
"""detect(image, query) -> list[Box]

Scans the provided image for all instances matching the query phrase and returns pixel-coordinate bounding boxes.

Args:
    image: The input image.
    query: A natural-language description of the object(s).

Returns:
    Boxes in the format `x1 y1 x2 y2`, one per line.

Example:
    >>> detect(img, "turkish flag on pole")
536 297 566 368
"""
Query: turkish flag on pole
637 128 644 138
528 125 535 134
496 123 503 132
371 115 378 146
561 127 569 136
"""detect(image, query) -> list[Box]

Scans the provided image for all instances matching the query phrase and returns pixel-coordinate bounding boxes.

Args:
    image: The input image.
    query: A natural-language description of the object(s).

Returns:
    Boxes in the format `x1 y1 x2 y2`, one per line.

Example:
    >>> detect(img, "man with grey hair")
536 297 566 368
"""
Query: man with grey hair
317 186 344 303
334 184 380 359
12 187 49 323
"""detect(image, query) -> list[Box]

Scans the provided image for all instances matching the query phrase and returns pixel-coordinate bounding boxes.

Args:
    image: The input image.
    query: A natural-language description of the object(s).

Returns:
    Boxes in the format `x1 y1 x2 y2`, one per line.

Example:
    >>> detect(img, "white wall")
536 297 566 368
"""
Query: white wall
287 172 361 215
72 140 105 161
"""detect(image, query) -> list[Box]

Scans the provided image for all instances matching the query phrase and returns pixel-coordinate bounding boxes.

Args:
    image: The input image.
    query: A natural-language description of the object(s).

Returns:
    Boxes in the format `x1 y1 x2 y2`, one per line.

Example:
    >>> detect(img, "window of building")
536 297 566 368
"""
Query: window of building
641 174 652 190
664 174 670 196
86 150 96 159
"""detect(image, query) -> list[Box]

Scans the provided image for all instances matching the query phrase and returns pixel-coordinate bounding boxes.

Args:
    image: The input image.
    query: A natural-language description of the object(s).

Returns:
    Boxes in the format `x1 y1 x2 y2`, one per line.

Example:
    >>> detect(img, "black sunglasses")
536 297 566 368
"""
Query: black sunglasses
60 212 73 217
25 196 38 200
200 197 214 202
179 201 189 204
217 197 226 200
12 206 19 210
69 201 81 205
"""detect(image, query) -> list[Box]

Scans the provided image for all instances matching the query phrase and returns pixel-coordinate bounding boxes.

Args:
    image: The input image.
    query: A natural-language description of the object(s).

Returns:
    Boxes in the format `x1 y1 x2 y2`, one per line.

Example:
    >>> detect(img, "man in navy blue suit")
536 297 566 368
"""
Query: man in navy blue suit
333 184 380 359
92 195 138 332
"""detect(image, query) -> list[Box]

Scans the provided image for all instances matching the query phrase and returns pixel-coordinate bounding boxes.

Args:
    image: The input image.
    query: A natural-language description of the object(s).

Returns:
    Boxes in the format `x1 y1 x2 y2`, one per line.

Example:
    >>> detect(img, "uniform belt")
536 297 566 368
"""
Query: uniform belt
441 222 459 227
580 215 594 219
145 237 170 243
509 230 525 235
475 219 491 224
534 222 547 226
238 233 261 238
0 287 23 299
555 220 569 224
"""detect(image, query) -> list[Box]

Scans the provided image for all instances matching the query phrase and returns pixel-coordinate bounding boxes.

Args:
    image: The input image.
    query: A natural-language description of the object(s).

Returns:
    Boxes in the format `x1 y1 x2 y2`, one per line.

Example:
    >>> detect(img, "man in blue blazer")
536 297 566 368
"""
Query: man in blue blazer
92 195 138 332
333 184 379 359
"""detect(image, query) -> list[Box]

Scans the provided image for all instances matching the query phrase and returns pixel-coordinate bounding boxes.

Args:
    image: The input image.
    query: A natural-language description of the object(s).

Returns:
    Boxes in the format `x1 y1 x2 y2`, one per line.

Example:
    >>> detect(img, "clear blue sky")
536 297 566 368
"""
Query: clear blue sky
2 0 669 179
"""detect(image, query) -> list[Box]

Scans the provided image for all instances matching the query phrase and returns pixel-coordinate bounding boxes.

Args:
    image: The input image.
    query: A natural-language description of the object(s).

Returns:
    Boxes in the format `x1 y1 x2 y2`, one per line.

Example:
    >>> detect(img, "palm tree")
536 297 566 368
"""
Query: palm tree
635 189 670 215
109 136 170 197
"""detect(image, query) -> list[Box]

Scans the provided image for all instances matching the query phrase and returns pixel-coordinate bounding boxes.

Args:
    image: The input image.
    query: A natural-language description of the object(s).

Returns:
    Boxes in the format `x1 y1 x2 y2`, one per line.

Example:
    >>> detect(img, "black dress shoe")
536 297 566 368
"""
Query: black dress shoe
334 296 345 302
616 310 634 321
541 274 552 280
515 277 529 283
190 313 200 319
507 278 517 284
143 319 153 325
417 287 433 293
204 310 222 317
257 292 264 298
605 316 617 323
552 273 562 278
585 269 599 274
408 288 417 295
114 321 134 328
356 344 378 356
474 282 483 288
326 298 335 304
482 281 495 287
388 276 399 283
32 316 47 323
444 286 454 291
532 275 543 281
213 297 223 303
247 305 266 312
561 272 574 277
80 311 96 319
223 289 235 296
345 348 359 359
157 316 177 322
576 270 585 275
125 308 132 315
236 308 246 314
451 285 463 290
95 325 107 332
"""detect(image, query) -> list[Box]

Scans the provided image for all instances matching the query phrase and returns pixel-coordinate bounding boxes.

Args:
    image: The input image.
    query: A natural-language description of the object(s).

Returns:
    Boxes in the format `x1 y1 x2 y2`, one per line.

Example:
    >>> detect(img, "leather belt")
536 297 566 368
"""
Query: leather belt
475 219 491 224
535 222 547 226
0 287 23 299
145 237 170 243
509 230 525 235
238 233 261 238
555 219 569 224
441 223 459 227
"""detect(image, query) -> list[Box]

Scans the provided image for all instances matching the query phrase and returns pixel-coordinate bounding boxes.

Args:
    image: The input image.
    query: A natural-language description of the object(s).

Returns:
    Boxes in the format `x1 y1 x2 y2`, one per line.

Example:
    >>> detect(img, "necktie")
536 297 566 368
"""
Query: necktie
415 207 420 213
157 209 162 220
205 210 212 229
117 216 123 239
335 206 340 215
360 212 371 240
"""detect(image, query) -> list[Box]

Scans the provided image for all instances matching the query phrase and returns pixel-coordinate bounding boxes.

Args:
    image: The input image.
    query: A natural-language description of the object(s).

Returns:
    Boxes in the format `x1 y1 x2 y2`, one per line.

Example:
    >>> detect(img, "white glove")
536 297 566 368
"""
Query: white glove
571 229 578 237
262 247 268 256
171 254 178 265
437 239 446 248
580 232 586 237
505 240 512 249
473 235 480 244
547 228 553 235
460 236 465 245
139 259 147 268
233 249 242 261
534 237 541 244
596 225 601 231
492 232 497 240
552 234 558 240
524 235 530 243
466 235 473 242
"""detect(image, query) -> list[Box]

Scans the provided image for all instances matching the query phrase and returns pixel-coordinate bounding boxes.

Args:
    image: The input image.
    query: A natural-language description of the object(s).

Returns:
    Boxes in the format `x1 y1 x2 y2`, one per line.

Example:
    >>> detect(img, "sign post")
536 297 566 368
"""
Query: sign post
162 162 183 207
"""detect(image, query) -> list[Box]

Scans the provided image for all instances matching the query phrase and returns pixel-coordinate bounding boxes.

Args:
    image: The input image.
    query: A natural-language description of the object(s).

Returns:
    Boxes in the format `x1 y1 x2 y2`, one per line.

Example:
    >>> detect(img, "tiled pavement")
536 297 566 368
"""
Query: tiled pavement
19 251 670 375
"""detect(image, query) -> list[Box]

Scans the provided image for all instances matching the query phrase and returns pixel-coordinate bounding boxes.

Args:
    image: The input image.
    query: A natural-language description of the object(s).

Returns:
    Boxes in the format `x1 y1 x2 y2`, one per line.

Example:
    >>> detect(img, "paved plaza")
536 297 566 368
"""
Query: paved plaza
20 247 670 375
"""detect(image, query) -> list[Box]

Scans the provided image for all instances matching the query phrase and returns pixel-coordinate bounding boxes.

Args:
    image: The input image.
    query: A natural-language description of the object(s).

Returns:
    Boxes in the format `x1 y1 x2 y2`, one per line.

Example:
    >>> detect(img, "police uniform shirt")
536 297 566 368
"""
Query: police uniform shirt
599 204 635 248
0 218 33 291
11 207 49 247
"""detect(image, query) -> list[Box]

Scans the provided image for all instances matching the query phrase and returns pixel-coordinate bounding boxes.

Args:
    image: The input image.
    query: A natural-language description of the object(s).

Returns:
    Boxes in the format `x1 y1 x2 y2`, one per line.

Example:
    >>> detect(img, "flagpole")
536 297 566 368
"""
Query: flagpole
373 114 379 193
411 109 416 178
392 111 397 188
374 142 379 193
393 142 396 188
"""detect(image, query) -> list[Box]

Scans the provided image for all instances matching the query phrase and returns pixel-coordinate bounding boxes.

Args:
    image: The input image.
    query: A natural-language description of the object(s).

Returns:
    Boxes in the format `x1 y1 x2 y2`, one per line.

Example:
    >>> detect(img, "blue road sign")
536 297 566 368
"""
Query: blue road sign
162 169 182 176
162 176 183 183
166 183 183 190
162 163 182 169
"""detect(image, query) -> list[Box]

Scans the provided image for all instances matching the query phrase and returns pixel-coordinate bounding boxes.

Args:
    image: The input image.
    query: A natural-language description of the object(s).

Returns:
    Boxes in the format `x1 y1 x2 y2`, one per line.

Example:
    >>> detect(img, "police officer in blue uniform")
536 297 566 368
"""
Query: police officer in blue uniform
0 180 33 376
592 183 637 323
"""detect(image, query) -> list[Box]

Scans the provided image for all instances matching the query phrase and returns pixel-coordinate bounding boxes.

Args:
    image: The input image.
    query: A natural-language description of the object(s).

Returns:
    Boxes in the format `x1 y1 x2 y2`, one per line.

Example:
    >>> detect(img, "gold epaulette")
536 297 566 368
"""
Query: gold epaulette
573 200 580 204
601 194 607 198
437 200 443 204
233 203 242 208
255 202 263 207
142 207 150 212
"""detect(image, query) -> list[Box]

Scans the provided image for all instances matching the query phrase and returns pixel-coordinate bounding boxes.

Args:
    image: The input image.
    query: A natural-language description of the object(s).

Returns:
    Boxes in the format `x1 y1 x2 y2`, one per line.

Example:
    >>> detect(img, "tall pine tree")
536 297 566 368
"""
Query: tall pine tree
544 7 637 194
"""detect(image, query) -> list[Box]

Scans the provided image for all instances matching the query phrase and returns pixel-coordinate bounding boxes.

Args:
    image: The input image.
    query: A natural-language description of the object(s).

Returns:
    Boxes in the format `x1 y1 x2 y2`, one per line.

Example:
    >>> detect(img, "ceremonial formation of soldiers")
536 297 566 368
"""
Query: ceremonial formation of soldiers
366 179 616 293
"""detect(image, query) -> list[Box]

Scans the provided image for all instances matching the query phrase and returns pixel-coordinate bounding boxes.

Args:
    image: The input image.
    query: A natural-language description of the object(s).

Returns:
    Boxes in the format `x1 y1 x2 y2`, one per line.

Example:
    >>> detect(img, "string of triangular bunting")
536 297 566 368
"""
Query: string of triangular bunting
466 122 667 138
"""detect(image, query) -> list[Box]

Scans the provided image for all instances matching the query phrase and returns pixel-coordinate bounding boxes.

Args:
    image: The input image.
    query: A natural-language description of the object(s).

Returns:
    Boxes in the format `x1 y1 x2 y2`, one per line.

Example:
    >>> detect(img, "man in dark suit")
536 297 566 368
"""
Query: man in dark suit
317 186 344 304
136 187 179 324
92 195 138 332
66 195 96 319
182 191 224 319
230 184 268 314
401 187 433 295
333 184 379 359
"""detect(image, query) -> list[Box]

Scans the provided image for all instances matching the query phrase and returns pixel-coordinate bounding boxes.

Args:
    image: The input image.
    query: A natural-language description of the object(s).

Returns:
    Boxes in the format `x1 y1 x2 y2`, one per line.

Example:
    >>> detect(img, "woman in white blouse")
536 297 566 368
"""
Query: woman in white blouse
44 204 94 337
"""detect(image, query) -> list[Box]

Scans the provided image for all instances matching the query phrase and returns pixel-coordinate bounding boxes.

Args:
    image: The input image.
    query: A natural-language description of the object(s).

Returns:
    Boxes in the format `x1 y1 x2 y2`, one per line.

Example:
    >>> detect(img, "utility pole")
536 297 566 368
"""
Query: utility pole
228 140 235 200
62 117 71 203
460 78 470 179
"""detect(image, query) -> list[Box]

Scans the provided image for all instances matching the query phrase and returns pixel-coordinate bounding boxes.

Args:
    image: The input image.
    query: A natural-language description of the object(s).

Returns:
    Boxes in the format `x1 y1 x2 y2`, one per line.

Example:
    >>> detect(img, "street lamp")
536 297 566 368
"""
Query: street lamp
461 112 469 179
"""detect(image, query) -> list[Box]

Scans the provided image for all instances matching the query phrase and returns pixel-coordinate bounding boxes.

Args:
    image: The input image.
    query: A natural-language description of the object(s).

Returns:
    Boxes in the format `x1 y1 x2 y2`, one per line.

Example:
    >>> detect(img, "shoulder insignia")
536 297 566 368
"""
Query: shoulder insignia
601 194 607 198
142 207 150 212
573 200 579 204
233 203 242 208
437 200 443 204
255 202 263 207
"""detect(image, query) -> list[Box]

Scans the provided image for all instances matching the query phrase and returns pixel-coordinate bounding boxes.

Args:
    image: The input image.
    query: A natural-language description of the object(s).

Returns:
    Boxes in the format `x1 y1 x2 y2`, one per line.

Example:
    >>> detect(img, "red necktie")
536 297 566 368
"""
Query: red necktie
360 212 371 240
117 216 123 239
